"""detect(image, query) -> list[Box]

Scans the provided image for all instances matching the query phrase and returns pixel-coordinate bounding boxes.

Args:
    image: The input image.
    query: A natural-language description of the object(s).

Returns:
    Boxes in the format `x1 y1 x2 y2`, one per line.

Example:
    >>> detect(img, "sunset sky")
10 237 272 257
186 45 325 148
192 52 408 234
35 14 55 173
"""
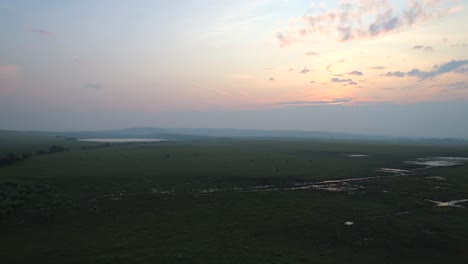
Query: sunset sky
1 0 468 137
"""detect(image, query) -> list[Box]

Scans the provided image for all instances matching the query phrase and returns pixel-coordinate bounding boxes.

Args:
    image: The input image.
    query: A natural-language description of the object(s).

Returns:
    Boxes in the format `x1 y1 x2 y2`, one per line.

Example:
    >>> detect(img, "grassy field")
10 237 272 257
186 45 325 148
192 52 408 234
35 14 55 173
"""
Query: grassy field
1 132 468 263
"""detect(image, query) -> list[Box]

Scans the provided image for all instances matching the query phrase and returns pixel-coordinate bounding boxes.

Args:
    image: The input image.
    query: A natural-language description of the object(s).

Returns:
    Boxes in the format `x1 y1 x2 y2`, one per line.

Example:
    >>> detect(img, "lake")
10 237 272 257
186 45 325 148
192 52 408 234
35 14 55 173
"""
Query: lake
78 138 168 143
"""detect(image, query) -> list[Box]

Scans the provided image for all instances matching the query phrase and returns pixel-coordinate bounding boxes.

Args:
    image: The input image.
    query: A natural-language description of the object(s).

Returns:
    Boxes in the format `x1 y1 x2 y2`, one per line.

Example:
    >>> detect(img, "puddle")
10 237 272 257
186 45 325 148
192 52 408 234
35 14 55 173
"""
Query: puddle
232 185 277 192
405 157 468 168
435 157 468 161
346 154 369 158
344 221 354 226
290 182 364 192
317 175 398 184
377 168 410 174
425 199 468 208
430 186 449 190
197 188 221 194
426 176 446 181
100 156 468 200
225 157 467 195
406 160 463 167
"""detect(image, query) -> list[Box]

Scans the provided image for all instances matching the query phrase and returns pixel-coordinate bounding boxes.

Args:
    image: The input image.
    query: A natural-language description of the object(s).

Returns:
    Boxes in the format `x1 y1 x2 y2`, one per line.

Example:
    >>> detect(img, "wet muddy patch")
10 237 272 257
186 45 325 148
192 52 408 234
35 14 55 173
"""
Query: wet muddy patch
377 168 410 175
346 154 370 158
425 199 468 208
98 156 468 201
426 176 446 181
405 157 468 168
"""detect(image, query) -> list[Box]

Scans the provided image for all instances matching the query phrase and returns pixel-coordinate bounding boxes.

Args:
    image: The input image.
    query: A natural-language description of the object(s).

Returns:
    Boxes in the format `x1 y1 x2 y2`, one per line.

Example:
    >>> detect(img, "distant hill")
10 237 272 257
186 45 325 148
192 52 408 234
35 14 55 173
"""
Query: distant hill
2 128 467 143
37 127 394 141
165 128 393 141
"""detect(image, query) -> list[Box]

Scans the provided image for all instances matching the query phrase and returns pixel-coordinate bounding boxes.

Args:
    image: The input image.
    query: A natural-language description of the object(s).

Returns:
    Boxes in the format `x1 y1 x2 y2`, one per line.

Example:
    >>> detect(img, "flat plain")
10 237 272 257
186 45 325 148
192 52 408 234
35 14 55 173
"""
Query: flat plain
1 131 468 263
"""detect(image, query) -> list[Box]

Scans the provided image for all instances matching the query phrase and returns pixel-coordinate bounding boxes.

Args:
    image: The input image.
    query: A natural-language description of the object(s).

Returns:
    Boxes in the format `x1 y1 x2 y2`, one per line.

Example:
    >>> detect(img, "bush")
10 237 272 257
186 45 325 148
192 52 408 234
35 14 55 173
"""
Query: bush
48 145 70 153
0 153 22 166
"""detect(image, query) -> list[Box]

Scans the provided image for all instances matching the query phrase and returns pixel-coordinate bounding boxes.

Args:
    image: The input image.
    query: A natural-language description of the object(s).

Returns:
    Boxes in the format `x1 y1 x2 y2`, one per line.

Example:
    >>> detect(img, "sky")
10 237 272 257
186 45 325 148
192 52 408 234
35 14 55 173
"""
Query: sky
0 0 467 138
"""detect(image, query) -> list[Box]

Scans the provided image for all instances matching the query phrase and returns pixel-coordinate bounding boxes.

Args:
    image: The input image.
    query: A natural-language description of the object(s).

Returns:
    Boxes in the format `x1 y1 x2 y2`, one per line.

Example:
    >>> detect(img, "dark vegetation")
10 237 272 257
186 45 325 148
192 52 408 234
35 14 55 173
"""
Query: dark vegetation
1 130 468 263
81 143 111 150
0 181 52 216
0 145 69 167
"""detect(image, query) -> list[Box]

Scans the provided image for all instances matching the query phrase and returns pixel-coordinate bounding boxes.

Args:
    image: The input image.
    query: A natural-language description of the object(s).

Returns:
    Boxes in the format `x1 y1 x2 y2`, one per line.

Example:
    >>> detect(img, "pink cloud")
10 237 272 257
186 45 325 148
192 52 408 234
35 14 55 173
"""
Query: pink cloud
0 65 19 80
276 0 458 46
0 65 19 94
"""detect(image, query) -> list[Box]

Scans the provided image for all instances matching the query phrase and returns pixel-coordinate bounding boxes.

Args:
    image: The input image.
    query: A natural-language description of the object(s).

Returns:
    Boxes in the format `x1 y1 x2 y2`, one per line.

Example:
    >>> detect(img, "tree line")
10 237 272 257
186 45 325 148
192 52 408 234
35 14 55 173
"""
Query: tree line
0 145 69 167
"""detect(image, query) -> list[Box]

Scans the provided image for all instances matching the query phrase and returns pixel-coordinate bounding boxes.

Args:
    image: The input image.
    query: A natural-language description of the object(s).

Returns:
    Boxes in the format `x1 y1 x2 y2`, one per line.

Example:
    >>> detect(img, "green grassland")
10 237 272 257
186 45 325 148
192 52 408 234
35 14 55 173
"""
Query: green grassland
1 131 468 263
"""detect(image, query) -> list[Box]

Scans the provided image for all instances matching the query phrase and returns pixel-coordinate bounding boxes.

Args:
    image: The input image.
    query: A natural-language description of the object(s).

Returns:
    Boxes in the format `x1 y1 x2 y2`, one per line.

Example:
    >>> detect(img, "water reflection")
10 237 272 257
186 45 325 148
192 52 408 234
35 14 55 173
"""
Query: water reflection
79 138 167 143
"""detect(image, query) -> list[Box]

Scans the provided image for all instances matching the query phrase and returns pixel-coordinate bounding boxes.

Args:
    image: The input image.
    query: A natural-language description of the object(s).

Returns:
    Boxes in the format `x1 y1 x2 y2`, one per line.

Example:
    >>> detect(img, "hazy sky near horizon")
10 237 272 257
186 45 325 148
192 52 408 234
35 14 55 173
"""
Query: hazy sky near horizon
1 0 468 137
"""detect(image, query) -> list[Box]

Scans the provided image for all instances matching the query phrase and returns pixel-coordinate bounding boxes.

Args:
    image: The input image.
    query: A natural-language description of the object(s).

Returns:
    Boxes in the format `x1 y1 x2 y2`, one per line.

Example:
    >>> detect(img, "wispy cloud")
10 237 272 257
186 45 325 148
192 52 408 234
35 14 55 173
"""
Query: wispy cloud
276 0 458 46
407 60 468 79
446 82 468 90
331 77 353 83
386 71 406 77
384 60 468 79
412 45 434 52
305 51 318 56
276 32 294 47
368 66 387 70
348 70 363 76
276 98 355 105
30 28 54 37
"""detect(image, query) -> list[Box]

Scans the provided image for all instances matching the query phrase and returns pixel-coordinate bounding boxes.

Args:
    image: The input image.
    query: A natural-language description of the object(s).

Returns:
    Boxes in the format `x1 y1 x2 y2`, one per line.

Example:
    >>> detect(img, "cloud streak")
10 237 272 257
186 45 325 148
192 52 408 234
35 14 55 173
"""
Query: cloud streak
385 60 468 79
276 0 457 46
446 82 468 90
412 45 434 52
348 71 363 76
331 77 353 83
408 60 468 79
30 28 54 37
386 71 406 77
368 66 387 70
276 98 355 105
